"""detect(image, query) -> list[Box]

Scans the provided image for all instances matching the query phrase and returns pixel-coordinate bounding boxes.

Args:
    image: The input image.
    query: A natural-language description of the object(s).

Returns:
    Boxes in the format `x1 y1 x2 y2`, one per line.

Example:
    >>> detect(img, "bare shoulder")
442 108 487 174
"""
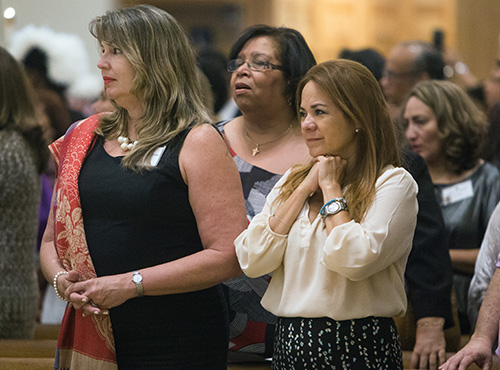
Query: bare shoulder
179 124 234 182
183 124 226 153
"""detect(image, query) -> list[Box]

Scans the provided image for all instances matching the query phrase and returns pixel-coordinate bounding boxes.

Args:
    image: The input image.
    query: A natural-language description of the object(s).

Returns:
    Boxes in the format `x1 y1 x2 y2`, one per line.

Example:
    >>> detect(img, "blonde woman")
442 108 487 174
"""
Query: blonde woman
39 5 246 369
235 60 418 368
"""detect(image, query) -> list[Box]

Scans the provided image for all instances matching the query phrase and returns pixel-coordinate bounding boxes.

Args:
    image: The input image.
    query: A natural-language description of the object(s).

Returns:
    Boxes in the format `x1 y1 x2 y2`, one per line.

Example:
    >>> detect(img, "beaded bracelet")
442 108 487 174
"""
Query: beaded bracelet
416 321 444 328
53 271 69 301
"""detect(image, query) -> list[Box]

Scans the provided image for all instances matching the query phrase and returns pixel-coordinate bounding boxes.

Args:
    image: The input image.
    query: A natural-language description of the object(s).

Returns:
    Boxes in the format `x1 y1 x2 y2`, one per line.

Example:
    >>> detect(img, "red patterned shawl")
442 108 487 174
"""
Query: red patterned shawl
49 114 117 370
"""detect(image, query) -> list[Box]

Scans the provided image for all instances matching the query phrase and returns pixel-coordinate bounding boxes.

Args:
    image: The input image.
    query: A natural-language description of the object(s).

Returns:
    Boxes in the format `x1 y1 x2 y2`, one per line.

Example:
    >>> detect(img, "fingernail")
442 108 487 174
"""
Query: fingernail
93 311 99 315
82 298 88 303
82 313 86 317
103 311 109 315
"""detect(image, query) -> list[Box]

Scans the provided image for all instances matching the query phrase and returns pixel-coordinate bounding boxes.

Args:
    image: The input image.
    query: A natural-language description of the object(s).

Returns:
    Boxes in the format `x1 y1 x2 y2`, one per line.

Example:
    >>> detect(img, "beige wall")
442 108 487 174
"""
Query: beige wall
128 0 500 82
3 0 498 81
271 0 499 81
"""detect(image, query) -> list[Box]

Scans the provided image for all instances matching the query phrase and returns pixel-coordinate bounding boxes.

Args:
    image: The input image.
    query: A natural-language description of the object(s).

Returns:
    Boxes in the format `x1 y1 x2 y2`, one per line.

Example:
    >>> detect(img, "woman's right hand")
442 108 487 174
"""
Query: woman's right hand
298 162 320 196
316 155 346 192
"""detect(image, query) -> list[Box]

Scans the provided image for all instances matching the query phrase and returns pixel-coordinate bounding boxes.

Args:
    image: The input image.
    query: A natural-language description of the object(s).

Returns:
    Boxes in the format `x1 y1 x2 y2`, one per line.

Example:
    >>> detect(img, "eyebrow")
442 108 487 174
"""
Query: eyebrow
238 52 271 59
310 103 328 108
405 114 427 120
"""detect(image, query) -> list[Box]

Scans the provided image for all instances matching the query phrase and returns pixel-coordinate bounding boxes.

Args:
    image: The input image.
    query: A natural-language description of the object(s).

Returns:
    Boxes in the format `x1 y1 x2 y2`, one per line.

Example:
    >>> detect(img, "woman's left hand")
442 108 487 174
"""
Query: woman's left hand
66 273 135 315
315 155 346 192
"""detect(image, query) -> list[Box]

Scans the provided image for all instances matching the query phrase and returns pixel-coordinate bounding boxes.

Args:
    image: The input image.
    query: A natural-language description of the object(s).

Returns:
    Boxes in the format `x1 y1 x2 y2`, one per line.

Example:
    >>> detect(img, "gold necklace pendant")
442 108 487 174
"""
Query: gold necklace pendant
245 124 293 157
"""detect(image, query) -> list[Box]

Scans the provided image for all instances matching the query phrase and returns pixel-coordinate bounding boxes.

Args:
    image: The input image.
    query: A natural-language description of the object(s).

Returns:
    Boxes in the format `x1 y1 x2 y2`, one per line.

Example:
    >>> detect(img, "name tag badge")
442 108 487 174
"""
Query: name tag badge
150 146 166 167
441 180 474 206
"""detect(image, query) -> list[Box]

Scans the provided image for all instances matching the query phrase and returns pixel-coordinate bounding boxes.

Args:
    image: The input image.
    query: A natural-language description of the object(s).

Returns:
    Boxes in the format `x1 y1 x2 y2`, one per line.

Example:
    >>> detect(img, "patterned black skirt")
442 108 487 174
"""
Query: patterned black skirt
272 316 403 369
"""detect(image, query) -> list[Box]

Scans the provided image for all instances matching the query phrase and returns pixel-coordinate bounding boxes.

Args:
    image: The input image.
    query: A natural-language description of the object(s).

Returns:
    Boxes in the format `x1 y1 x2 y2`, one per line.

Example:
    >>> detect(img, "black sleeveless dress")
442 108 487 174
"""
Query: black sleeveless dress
79 131 229 369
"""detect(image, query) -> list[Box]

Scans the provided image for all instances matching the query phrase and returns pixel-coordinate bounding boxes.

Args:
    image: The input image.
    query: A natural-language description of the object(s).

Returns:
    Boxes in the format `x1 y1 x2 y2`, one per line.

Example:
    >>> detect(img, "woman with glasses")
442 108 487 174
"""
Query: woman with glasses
217 25 316 361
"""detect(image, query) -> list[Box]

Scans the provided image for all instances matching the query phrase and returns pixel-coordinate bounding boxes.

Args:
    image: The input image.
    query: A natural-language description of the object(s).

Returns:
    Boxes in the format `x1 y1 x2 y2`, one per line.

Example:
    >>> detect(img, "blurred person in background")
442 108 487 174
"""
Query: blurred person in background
381 40 445 120
402 80 500 335
0 46 49 338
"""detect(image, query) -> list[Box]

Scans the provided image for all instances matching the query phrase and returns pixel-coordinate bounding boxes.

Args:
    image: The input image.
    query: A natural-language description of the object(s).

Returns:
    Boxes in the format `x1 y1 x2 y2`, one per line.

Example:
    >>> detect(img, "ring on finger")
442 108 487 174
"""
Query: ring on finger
89 300 99 308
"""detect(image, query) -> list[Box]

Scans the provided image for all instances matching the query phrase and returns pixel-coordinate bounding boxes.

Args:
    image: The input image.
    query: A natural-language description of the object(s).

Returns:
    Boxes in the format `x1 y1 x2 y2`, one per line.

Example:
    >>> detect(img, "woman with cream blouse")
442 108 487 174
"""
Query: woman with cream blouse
235 60 418 369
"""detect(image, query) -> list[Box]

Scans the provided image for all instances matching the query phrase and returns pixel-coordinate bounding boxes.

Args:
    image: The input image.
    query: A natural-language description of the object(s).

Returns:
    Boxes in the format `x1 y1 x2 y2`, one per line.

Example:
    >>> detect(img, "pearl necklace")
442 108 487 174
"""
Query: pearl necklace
244 124 293 156
117 136 138 151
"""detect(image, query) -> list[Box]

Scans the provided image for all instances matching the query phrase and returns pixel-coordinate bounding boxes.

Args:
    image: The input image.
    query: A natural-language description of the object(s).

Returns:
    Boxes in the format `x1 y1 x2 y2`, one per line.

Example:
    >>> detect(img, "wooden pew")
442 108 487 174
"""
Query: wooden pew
0 358 54 370
34 324 60 340
0 340 56 358
226 351 500 370
0 341 497 370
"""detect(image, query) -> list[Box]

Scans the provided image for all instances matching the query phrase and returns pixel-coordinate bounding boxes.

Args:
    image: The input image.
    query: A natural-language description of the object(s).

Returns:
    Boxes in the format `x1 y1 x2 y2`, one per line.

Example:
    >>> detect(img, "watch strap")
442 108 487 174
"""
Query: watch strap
320 198 348 218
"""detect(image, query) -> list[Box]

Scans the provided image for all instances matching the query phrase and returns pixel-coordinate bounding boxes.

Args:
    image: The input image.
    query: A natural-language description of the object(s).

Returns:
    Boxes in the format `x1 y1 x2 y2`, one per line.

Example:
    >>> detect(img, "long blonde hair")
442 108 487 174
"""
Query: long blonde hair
276 60 401 222
89 5 212 171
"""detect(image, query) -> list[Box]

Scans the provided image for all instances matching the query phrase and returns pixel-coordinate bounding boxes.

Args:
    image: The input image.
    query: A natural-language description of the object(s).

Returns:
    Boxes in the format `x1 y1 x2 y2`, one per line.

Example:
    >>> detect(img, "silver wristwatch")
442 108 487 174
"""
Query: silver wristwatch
132 270 144 297
320 198 348 218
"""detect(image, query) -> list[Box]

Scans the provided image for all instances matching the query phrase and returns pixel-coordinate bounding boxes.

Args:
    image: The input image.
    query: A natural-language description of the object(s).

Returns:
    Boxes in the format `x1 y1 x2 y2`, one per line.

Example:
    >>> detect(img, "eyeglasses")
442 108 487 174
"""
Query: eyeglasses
227 58 285 73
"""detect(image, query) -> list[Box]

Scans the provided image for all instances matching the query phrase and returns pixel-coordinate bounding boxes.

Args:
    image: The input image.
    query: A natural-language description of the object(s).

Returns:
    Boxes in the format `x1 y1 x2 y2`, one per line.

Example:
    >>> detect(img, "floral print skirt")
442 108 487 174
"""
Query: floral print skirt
272 316 403 369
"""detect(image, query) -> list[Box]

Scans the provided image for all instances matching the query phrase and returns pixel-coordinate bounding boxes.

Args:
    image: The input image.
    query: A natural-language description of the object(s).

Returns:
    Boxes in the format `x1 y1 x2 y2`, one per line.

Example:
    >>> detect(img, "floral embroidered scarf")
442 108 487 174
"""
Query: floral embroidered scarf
49 114 117 370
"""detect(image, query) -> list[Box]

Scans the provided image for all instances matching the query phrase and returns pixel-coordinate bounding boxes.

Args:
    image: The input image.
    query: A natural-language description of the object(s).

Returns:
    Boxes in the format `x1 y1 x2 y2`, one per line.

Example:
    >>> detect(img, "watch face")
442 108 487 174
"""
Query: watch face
326 202 341 214
133 274 142 283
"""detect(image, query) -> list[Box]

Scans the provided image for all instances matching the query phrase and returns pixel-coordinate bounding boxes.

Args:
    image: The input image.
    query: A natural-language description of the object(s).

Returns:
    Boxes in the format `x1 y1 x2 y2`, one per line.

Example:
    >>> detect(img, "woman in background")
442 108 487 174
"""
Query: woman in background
402 80 500 334
235 60 418 368
217 24 316 361
0 47 48 338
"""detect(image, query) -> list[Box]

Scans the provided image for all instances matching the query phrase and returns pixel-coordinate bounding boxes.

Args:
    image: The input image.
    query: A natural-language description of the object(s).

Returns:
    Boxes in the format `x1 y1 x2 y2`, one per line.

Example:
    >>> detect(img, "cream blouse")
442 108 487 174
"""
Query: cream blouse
235 166 419 321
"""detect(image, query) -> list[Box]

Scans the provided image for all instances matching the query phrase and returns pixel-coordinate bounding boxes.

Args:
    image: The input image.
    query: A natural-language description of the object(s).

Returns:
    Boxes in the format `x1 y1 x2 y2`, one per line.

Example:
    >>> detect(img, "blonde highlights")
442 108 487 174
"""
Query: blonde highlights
89 5 212 171
276 60 400 222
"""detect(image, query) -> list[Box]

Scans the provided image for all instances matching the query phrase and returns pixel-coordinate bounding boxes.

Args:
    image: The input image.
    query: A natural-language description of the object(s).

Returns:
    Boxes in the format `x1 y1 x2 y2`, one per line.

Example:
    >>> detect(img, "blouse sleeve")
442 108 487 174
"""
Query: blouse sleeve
321 167 418 281
468 201 500 329
234 172 290 278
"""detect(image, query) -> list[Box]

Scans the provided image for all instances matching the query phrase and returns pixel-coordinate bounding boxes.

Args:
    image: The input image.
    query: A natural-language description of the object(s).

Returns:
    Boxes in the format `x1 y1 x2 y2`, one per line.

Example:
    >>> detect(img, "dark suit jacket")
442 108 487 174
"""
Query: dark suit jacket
404 150 454 328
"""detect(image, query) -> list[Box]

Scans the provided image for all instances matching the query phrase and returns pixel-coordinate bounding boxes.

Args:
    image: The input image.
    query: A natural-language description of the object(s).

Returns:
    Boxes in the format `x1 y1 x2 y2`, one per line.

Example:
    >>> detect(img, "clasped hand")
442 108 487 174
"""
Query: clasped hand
60 270 132 317
302 154 347 195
